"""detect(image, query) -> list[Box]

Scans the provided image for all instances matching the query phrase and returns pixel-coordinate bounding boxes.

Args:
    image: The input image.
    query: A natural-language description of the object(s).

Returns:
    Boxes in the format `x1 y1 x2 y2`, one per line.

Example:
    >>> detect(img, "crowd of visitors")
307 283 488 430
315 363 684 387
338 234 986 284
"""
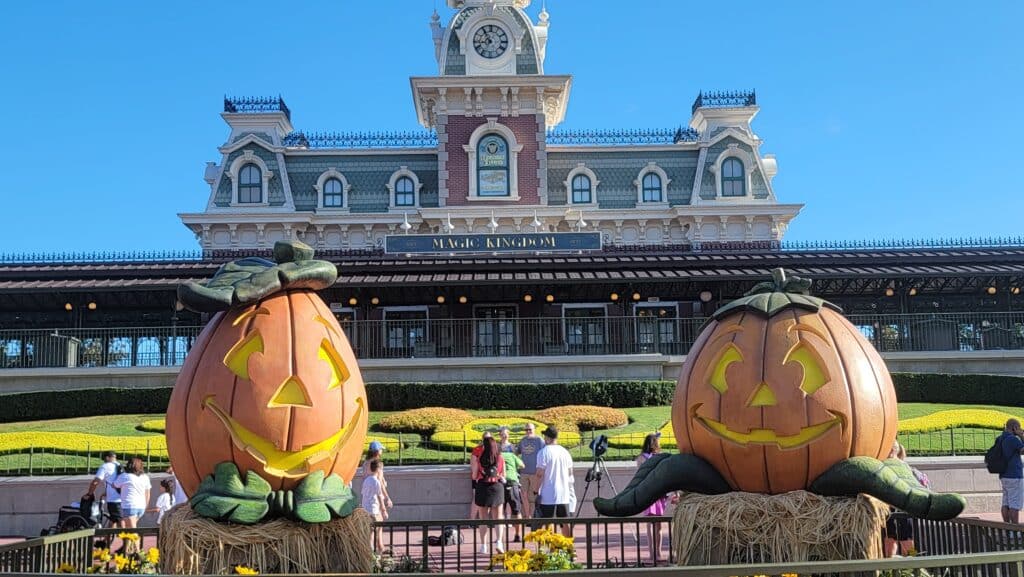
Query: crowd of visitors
82 451 186 529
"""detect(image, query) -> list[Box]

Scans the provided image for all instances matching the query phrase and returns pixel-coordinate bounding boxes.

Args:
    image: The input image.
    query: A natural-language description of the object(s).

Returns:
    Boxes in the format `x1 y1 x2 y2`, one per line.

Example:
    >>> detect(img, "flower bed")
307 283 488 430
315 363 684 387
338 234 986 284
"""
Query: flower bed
532 406 628 432
377 407 474 435
136 419 166 434
430 417 582 451
897 409 1013 433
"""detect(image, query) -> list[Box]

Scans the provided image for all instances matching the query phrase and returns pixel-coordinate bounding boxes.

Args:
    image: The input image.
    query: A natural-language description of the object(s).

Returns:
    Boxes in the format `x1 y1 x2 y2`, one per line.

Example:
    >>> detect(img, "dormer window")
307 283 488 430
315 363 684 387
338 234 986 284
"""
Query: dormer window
477 135 510 197
722 158 745 197
238 164 262 204
641 173 662 203
323 178 344 207
571 175 592 204
564 164 599 206
395 176 416 207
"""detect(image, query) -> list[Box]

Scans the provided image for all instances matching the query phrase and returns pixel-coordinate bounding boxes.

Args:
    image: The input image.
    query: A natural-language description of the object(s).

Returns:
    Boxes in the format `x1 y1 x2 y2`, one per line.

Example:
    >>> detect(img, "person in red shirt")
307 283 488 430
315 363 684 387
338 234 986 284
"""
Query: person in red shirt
471 434 506 555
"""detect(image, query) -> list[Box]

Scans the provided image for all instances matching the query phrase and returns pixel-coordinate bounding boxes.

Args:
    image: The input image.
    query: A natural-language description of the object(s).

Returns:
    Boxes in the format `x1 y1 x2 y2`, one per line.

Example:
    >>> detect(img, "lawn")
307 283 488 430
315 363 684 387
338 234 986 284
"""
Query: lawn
0 403 1019 475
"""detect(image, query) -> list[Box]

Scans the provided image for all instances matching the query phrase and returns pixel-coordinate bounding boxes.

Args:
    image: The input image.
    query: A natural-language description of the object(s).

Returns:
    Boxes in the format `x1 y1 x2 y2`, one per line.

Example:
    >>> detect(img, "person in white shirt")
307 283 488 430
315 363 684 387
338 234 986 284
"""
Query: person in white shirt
113 458 152 529
533 426 575 537
166 466 188 504
361 459 388 553
83 451 123 528
152 477 177 525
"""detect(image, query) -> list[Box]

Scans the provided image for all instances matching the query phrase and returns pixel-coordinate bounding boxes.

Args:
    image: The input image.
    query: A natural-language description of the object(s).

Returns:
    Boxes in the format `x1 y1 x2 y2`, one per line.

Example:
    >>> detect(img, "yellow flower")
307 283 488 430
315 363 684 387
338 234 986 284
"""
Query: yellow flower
56 562 77 573
97 551 112 563
782 573 799 577
145 548 160 565
117 532 140 542
234 565 259 575
86 566 98 574
113 554 129 572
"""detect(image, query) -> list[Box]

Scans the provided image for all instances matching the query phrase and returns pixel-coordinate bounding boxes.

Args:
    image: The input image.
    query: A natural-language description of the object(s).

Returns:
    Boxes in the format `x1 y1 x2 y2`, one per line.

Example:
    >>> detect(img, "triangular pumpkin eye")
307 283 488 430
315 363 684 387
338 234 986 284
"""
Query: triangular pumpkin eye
709 344 743 394
784 343 829 394
319 339 350 390
223 332 264 380
268 376 312 408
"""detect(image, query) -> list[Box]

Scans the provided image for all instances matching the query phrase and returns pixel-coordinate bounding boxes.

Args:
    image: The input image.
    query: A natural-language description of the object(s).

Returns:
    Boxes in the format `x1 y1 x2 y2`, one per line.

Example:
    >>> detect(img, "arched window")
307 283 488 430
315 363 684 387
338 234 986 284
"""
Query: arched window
323 178 344 207
722 158 745 197
642 172 662 203
571 174 592 204
394 176 415 207
239 164 262 203
477 134 510 197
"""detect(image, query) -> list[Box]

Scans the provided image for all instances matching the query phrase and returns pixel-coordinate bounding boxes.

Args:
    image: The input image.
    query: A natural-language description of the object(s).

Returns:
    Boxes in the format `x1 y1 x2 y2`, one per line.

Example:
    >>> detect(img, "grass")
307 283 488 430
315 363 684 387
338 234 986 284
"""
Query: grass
0 403 1017 474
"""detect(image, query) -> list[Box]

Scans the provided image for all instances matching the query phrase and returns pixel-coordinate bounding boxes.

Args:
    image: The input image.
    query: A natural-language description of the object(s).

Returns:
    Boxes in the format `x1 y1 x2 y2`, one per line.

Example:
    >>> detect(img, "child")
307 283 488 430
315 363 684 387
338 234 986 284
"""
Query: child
361 459 388 553
153 478 176 525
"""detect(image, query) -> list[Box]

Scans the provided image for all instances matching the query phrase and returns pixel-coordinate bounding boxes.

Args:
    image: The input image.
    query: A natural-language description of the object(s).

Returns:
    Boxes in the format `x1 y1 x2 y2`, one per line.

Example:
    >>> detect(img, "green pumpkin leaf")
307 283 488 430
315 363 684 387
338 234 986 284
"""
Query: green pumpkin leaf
291 471 358 523
190 462 272 525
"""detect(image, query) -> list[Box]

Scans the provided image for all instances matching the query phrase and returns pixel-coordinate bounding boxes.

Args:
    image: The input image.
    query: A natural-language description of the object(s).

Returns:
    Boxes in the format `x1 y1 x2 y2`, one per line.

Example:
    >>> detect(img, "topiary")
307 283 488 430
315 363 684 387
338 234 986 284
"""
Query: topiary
377 407 475 435
532 405 629 433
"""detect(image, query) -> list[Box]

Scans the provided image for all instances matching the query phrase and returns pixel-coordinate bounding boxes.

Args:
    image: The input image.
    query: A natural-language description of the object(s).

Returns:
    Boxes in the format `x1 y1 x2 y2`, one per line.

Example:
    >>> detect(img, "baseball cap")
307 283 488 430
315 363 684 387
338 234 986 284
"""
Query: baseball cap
542 425 558 439
369 440 385 452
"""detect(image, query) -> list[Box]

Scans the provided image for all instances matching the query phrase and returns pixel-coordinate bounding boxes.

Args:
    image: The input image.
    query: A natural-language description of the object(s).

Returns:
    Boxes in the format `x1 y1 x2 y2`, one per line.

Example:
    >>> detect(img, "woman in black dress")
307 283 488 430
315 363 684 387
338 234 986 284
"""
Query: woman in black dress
472 435 506 555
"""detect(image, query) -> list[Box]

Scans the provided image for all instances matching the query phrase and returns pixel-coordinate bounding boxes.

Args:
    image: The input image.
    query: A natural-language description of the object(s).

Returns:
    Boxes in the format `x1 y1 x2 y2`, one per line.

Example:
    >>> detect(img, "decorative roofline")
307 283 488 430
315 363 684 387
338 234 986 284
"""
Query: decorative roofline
283 130 438 149
691 90 757 114
5 237 1024 264
223 96 291 121
545 127 700 146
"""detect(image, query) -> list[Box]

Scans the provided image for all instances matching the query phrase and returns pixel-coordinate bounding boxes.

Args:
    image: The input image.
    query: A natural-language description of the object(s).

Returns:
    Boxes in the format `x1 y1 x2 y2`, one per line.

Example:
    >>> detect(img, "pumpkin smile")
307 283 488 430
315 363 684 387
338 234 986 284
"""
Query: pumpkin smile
691 403 845 450
204 395 364 478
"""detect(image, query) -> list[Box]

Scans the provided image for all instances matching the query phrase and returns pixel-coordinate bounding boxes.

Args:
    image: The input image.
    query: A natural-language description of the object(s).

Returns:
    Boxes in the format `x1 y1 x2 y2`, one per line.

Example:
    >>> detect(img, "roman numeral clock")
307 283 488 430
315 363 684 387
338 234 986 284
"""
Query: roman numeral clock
473 24 508 58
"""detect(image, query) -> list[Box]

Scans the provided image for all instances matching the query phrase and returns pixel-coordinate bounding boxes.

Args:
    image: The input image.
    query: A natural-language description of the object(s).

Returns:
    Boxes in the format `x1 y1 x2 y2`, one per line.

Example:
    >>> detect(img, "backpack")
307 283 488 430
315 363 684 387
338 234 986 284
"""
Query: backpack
428 525 463 546
986 436 1009 474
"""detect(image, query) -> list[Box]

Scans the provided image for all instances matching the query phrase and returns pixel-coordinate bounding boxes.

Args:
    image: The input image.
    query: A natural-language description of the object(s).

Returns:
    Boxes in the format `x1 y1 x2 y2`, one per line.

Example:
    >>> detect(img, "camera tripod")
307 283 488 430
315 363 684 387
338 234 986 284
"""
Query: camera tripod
575 456 619 518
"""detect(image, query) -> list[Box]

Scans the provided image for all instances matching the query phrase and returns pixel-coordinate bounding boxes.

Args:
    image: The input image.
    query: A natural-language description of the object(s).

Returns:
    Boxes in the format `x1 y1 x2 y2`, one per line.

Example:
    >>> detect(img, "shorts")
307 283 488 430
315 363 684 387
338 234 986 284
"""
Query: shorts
885 512 913 540
371 512 384 522
1002 477 1023 510
122 508 144 519
521 475 537 498
536 503 569 518
504 482 522 515
474 481 505 508
106 502 123 522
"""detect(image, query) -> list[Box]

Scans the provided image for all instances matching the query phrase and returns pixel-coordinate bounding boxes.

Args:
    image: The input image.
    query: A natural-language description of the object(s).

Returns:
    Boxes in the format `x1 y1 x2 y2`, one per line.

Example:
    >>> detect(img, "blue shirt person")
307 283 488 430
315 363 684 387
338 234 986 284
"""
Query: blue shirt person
999 419 1024 524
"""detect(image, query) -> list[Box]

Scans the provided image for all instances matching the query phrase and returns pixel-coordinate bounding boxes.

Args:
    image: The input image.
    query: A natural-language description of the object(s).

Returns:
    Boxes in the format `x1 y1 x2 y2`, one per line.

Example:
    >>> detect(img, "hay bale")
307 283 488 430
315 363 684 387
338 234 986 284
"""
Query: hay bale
671 490 888 566
158 506 373 575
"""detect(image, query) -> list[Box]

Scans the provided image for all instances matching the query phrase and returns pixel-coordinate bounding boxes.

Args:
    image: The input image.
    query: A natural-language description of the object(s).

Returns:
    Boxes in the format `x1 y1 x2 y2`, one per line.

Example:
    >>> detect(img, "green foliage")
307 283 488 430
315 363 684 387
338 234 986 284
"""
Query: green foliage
377 408 475 434
366 381 677 410
190 462 272 525
0 388 172 424
532 405 629 432
290 471 357 523
890 373 1024 405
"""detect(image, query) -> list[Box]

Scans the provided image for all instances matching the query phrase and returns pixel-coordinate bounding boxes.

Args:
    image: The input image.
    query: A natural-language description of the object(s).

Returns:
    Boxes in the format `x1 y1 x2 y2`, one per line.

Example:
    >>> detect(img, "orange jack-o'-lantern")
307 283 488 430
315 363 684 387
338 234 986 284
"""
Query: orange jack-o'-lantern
673 269 897 494
166 243 367 497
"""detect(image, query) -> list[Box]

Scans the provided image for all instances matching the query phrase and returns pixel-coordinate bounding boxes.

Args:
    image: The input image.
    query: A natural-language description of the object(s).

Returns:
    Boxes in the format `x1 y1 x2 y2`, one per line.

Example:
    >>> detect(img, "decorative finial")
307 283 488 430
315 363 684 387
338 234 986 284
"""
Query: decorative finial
431 8 440 22
539 0 549 22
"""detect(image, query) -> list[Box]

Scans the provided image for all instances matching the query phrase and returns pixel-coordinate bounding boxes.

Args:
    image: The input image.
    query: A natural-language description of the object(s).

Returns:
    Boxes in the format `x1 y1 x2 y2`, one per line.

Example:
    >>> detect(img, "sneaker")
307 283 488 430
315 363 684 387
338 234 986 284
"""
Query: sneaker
478 545 488 555
494 541 504 554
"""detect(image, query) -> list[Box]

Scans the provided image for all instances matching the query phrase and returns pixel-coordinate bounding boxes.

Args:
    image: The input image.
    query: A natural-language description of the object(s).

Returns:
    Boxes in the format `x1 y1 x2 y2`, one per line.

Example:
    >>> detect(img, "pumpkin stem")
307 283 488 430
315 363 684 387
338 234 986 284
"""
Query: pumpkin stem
273 240 315 264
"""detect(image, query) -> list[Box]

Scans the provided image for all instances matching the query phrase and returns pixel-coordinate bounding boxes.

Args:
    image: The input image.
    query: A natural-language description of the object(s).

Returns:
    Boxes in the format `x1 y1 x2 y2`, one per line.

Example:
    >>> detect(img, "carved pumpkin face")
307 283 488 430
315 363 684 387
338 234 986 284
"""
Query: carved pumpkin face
672 294 897 494
166 289 368 496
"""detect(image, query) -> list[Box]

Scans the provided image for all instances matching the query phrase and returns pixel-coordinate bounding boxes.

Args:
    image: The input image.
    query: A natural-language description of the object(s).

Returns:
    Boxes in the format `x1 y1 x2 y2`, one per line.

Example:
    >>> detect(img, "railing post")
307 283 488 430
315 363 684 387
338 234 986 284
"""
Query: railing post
398 433 403 466
28 446 33 476
950 428 956 456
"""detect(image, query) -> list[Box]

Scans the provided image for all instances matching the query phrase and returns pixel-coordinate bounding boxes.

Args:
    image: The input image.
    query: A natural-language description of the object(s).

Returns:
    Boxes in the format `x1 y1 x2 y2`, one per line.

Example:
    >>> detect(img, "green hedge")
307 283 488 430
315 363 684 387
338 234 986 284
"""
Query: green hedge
2 374 1024 423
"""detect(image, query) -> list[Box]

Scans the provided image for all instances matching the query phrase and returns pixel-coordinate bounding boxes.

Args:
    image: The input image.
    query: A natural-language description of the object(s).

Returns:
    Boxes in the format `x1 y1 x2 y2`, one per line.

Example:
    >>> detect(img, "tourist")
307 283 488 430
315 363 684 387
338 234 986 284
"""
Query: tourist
534 426 574 537
637 433 669 562
998 419 1024 524
113 458 151 529
498 426 514 453
152 478 176 525
516 423 545 519
472 435 506 555
361 459 388 553
83 451 124 528
468 432 494 521
883 440 928 556
363 441 393 510
501 443 525 542
166 466 188 504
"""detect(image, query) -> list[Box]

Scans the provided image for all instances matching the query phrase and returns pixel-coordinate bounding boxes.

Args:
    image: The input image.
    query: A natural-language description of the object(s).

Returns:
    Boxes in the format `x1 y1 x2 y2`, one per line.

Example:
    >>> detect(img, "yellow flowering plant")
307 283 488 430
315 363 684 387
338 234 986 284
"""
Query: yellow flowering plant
490 528 581 572
233 565 259 575
84 537 159 574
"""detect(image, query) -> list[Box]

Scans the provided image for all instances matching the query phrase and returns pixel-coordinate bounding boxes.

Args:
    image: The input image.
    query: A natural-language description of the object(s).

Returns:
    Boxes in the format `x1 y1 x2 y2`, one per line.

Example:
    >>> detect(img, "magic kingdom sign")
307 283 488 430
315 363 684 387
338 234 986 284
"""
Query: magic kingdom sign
385 232 602 254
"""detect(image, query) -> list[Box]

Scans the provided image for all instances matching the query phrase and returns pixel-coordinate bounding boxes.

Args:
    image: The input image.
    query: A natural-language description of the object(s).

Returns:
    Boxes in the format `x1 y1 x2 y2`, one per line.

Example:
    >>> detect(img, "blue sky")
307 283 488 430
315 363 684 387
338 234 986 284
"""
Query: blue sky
0 1 1021 253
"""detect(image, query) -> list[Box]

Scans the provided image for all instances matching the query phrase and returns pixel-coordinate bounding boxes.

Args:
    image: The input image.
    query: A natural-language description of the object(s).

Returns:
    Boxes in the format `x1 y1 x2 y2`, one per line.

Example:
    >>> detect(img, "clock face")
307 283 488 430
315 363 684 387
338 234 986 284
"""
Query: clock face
473 24 509 59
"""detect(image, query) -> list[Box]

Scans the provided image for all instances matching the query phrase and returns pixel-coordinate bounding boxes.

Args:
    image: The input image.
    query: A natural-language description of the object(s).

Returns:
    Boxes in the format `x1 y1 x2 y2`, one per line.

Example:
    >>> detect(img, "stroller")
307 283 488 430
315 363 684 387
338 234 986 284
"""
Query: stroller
41 495 106 535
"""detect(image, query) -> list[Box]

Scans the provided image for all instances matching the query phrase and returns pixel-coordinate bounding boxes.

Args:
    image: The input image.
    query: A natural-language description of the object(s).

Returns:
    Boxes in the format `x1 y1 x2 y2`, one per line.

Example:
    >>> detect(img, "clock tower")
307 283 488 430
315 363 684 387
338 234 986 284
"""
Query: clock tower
413 0 571 208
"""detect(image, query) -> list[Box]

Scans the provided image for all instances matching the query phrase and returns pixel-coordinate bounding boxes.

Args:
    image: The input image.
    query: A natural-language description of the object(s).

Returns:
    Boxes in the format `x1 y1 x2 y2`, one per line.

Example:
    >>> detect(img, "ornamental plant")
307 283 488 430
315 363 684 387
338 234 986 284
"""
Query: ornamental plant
377 407 475 434
532 406 628 432
83 533 159 574
490 528 581 572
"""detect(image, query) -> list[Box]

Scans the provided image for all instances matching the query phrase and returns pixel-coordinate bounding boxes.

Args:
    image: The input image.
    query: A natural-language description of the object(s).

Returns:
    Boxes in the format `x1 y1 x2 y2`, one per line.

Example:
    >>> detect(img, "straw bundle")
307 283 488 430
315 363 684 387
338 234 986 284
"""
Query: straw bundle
671 490 888 566
158 506 373 575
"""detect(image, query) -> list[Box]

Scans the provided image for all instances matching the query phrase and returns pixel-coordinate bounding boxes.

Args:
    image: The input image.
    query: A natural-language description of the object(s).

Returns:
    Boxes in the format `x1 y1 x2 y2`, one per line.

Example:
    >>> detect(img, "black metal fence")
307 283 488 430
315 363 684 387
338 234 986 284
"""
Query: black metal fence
3 312 1023 369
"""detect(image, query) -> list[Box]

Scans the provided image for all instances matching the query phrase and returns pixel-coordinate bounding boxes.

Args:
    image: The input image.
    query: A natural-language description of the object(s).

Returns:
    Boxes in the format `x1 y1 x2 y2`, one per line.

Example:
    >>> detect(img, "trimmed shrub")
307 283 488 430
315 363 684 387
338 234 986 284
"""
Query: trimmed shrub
532 406 629 432
136 419 166 434
377 407 474 434
365 381 677 411
429 417 581 451
0 388 173 424
890 373 1024 405
898 409 1014 433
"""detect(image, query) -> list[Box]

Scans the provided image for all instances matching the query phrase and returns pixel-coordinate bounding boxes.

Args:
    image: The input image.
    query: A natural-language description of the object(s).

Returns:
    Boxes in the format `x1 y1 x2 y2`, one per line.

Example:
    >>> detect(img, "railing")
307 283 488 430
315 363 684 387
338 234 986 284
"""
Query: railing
283 130 438 149
692 89 756 113
223 95 290 120
545 127 700 146
3 312 1024 369
4 519 1023 575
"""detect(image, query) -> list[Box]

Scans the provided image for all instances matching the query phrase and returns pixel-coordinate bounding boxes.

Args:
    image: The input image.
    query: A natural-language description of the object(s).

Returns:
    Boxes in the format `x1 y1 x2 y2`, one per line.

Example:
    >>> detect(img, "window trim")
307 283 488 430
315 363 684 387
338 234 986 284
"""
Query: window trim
387 166 424 209
227 150 272 207
564 163 599 206
463 118 524 202
709 144 756 200
315 168 352 211
634 162 670 207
